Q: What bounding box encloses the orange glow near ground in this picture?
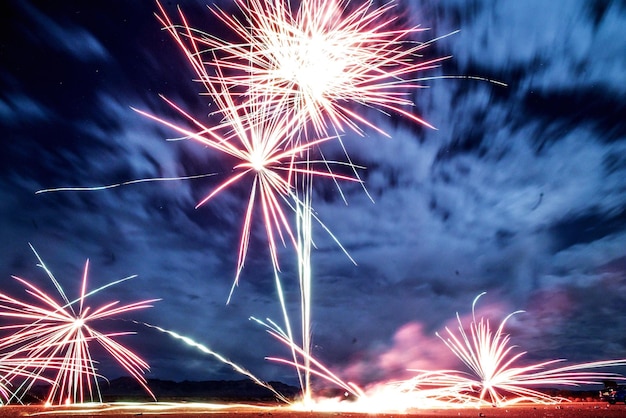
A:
[1,401,624,418]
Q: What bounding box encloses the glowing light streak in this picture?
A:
[251,316,364,400]
[137,322,290,403]
[35,173,218,194]
[0,359,55,405]
[0,245,158,405]
[29,401,276,415]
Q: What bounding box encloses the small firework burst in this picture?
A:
[0,245,158,405]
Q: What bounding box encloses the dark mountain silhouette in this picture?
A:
[23,377,301,403]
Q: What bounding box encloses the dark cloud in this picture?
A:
[10,1,109,62]
[524,88,626,146]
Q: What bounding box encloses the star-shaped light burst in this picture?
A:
[157,0,445,138]
[403,293,626,407]
[133,54,359,302]
[0,246,158,405]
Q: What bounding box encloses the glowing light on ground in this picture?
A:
[28,402,277,416]
[0,245,158,405]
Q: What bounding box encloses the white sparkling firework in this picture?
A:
[162,0,446,137]
[402,293,626,407]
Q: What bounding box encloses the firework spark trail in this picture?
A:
[130,98,361,371]
[35,173,218,194]
[132,87,359,304]
[251,316,365,400]
[0,358,56,405]
[403,293,626,407]
[0,245,158,405]
[136,321,290,404]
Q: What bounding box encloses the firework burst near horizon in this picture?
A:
[0,245,158,406]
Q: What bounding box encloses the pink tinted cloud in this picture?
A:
[341,296,518,385]
[341,322,457,384]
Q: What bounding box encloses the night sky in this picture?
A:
[1,0,625,388]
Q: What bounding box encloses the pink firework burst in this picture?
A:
[143,0,450,299]
[404,293,626,407]
[156,0,445,138]
[0,245,158,405]
[133,60,359,301]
